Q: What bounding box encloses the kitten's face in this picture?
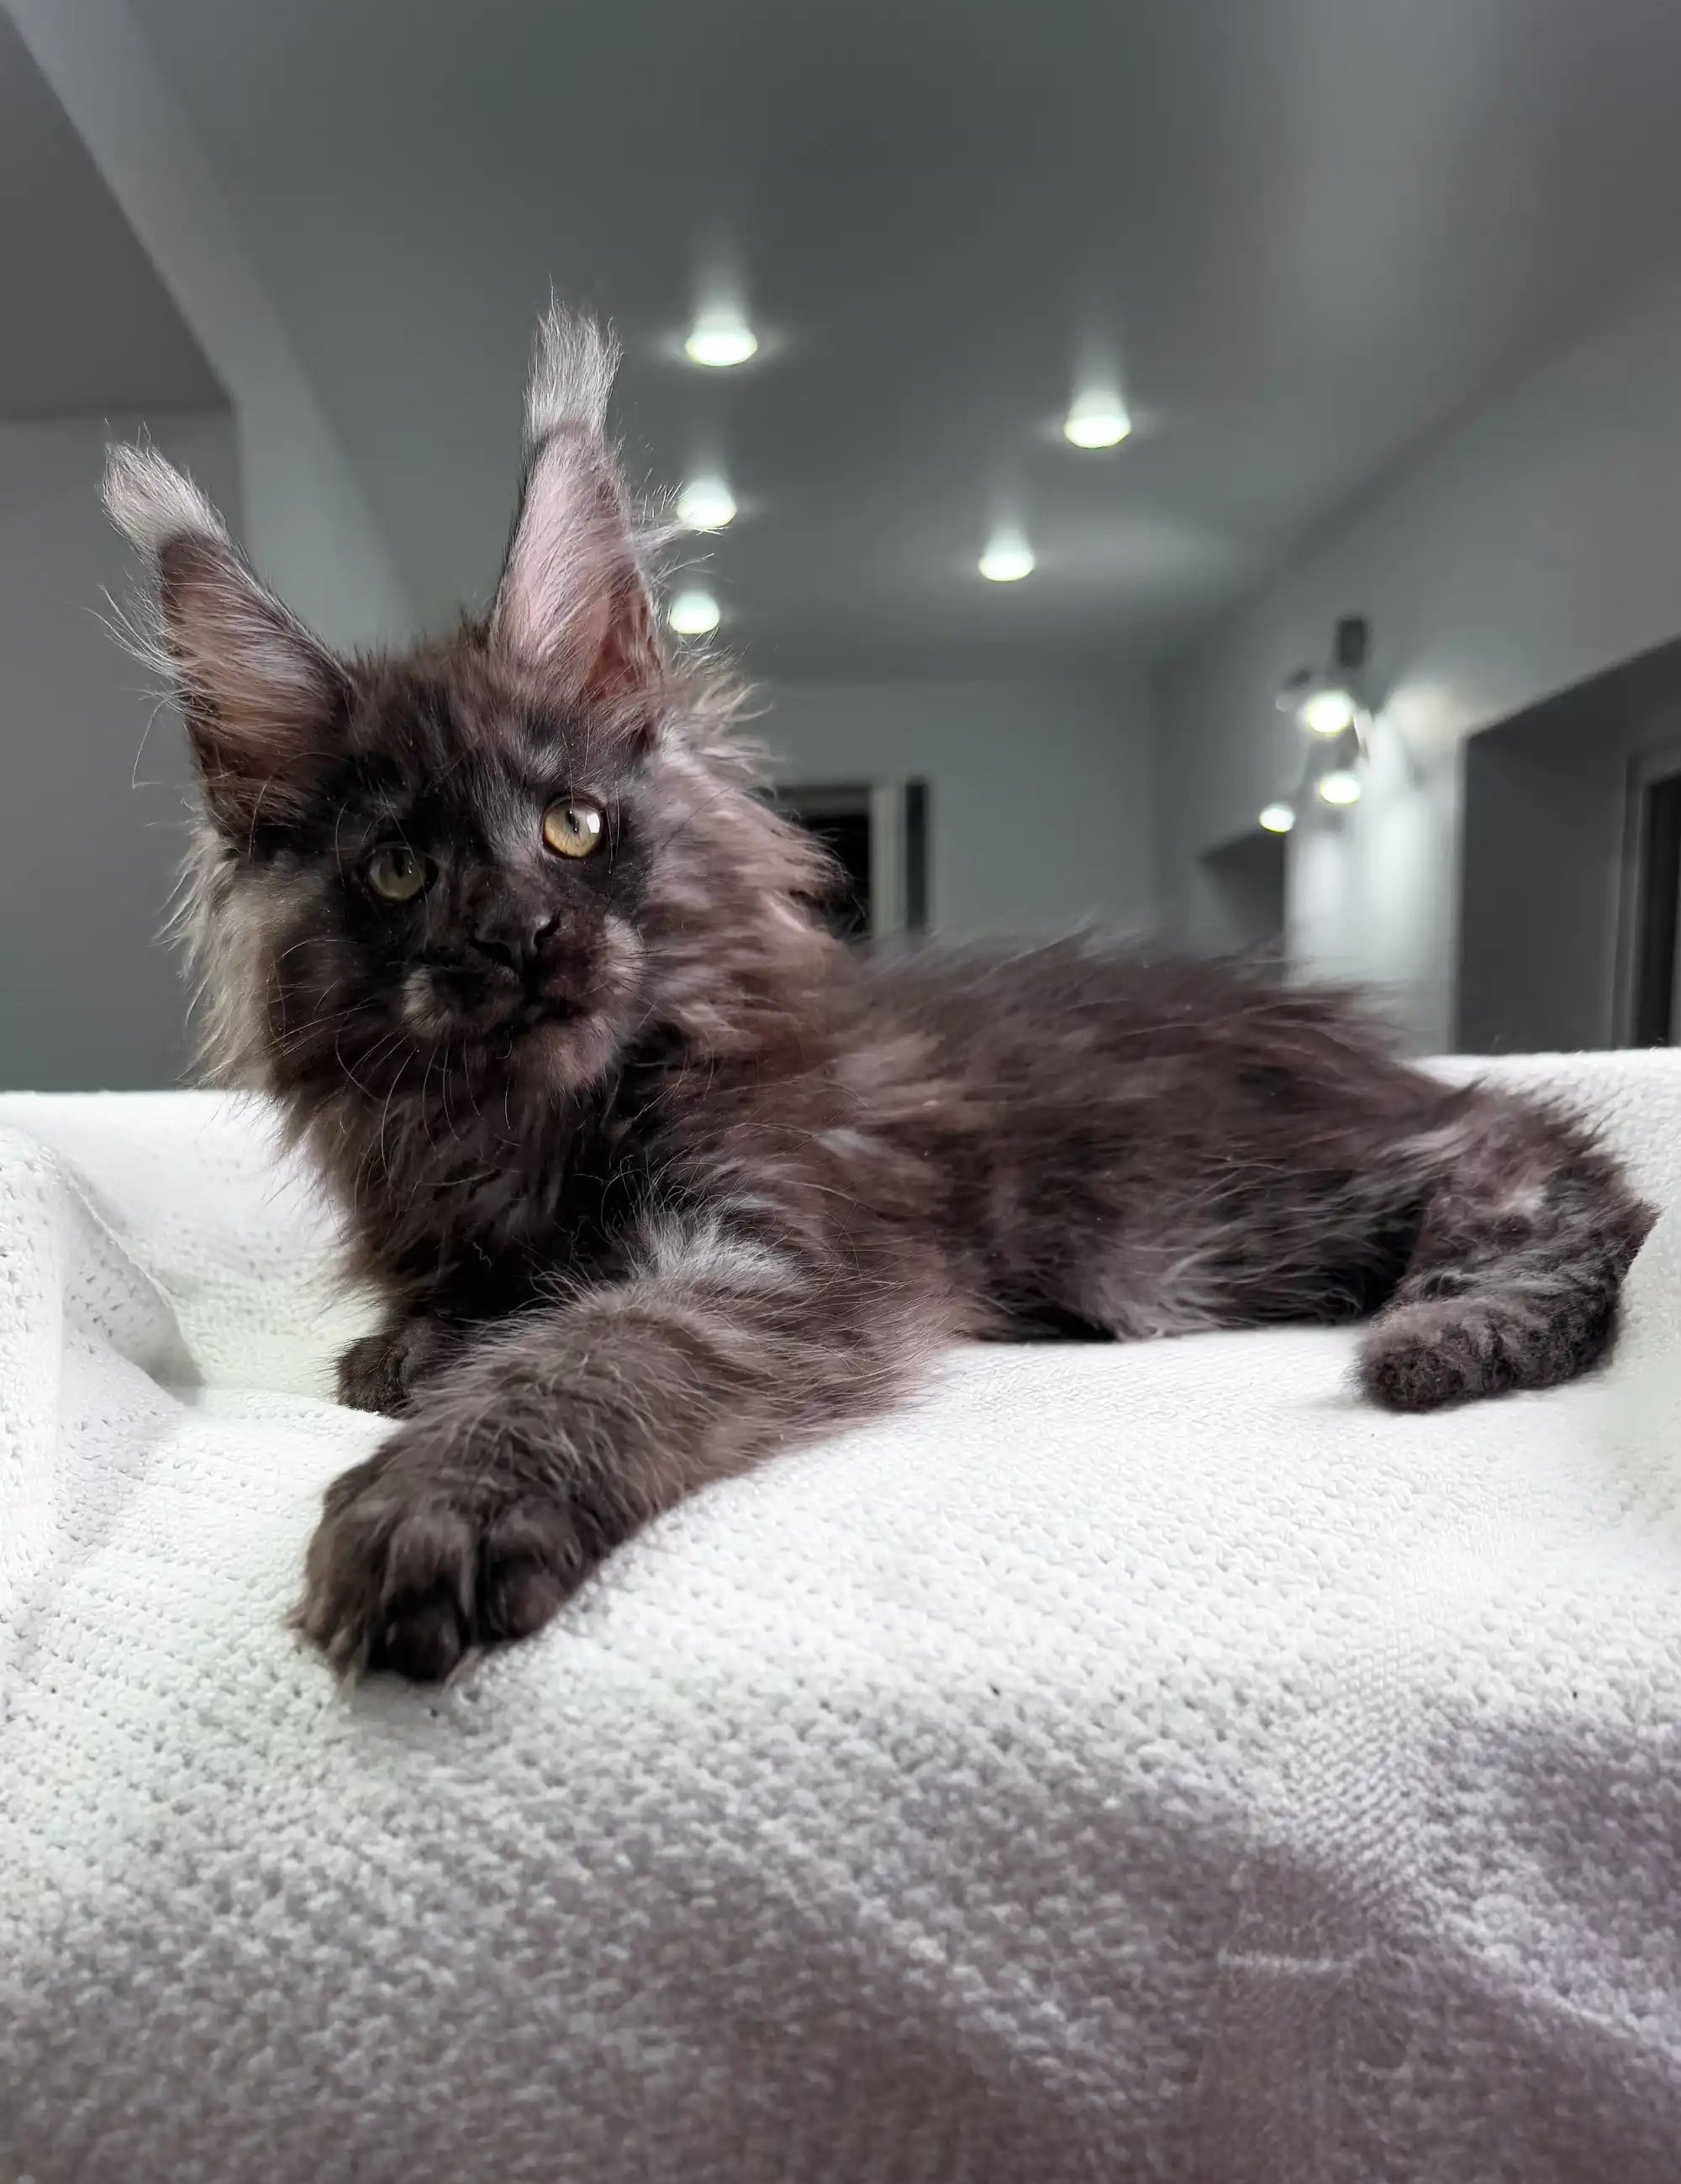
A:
[108,308,835,1117]
[251,650,653,1098]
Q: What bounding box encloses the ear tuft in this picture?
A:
[103,440,230,560]
[492,303,665,705]
[525,304,620,446]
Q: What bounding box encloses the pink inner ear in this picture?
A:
[149,534,345,834]
[584,573,662,703]
[493,429,663,702]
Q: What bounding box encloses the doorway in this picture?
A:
[776,781,930,941]
[1199,827,1287,955]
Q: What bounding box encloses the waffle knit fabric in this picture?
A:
[2,1055,1679,2183]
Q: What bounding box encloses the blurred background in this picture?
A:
[8,0,1681,1085]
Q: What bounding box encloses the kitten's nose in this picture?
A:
[468,913,557,976]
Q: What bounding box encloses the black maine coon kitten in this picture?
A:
[104,309,1652,1682]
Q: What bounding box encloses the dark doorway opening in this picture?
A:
[776,781,930,941]
[1199,828,1287,955]
[1623,745,1681,1044]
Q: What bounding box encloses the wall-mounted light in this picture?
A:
[1301,687,1357,738]
[1260,614,1372,831]
[1316,769,1362,808]
[1277,616,1369,736]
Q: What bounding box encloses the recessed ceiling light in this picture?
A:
[1301,687,1357,737]
[683,308,758,369]
[1257,802,1295,834]
[1317,768,1362,807]
[677,475,737,530]
[667,587,721,636]
[978,529,1035,582]
[1063,389,1132,450]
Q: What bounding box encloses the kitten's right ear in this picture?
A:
[491,308,667,708]
[103,443,346,837]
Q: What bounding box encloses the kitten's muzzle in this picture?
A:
[408,919,592,1042]
[463,915,583,1029]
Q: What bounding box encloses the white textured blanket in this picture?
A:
[2,1055,1680,2184]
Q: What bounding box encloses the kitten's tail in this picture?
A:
[1359,1087,1654,1410]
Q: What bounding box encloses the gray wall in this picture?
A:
[1155,260,1681,1050]
[11,0,413,652]
[763,679,1158,936]
[0,411,239,1090]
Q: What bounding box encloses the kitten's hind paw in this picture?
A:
[335,1318,461,1416]
[1357,1297,1514,1411]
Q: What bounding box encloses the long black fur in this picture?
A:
[103,310,1655,1682]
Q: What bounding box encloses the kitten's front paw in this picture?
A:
[295,1428,614,1681]
[335,1319,459,1416]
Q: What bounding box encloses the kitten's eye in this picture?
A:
[542,796,606,860]
[365,845,429,903]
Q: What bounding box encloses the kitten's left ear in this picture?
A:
[491,307,666,706]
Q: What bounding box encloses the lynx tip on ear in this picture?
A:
[524,304,620,447]
[102,440,230,559]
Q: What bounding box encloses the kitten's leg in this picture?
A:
[336,1313,464,1416]
[298,1220,951,1680]
[1358,1090,1654,1410]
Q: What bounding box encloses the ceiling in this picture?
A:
[0,9,224,422]
[108,0,1681,672]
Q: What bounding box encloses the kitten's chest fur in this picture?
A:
[314,1050,676,1319]
[311,1027,828,1323]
